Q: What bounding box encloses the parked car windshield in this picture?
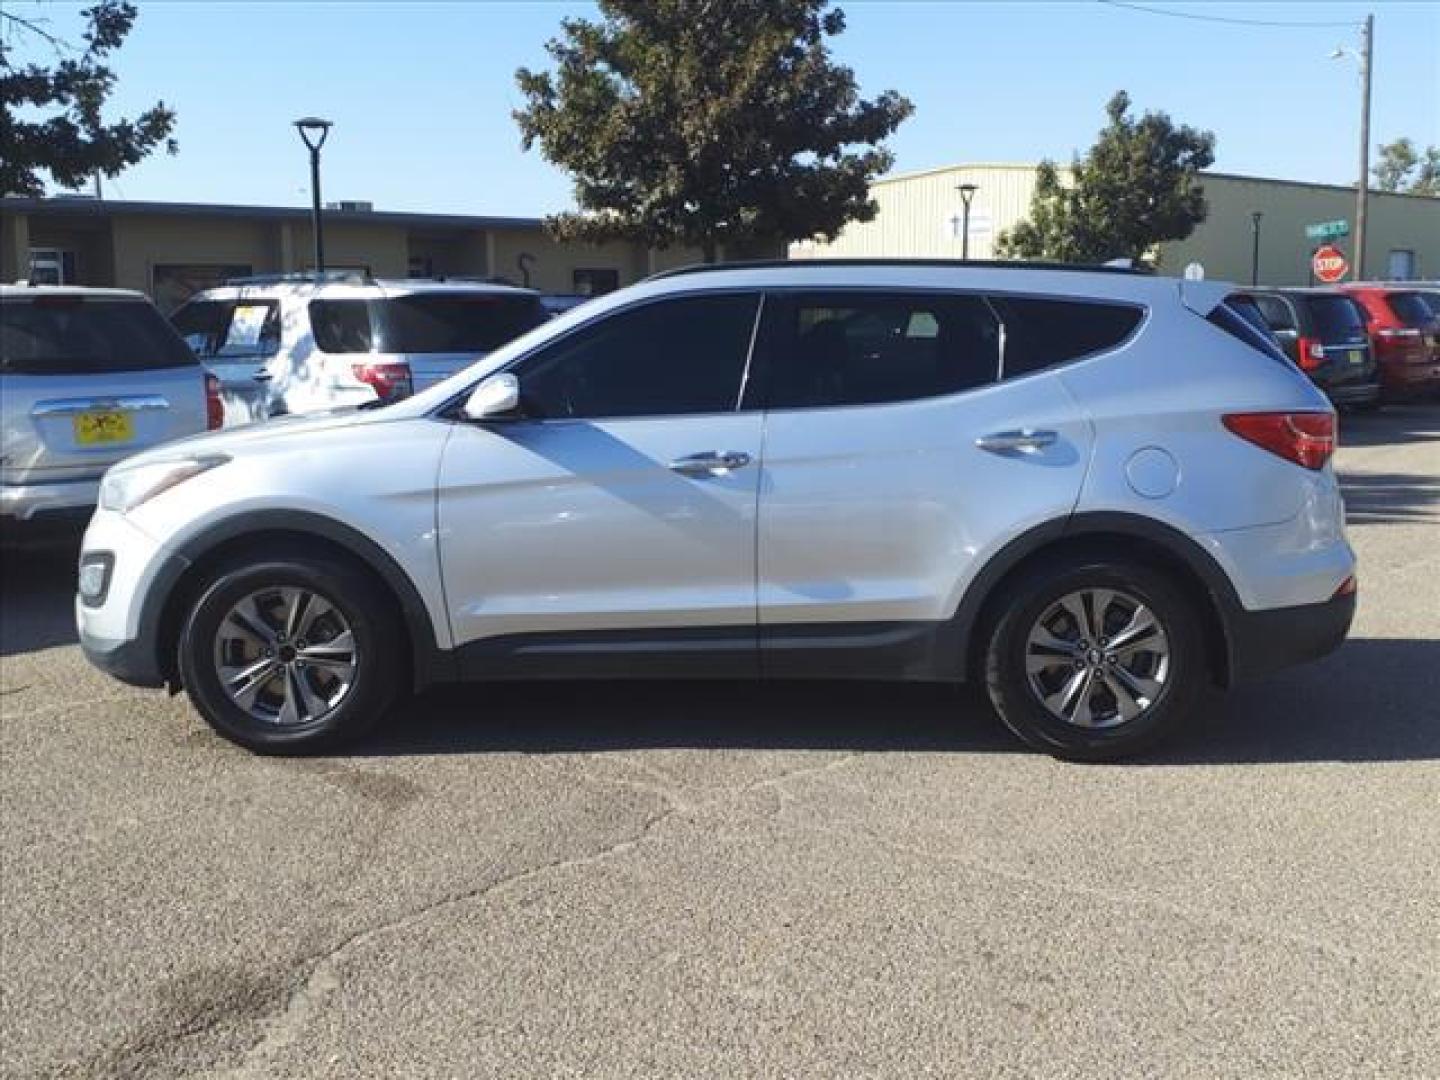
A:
[1,298,196,375]
[1305,296,1367,343]
[1386,292,1439,327]
[309,293,546,354]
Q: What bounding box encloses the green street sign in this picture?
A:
[1305,219,1350,241]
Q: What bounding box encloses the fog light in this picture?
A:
[78,553,114,606]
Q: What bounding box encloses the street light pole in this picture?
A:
[293,117,333,274]
[1249,211,1263,286]
[1355,14,1373,281]
[957,183,978,260]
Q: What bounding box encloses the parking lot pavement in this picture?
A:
[2,405,1437,1079]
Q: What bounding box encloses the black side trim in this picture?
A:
[1227,590,1355,683]
[760,622,951,681]
[167,511,452,689]
[457,626,757,680]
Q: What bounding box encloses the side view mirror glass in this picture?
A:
[462,373,521,421]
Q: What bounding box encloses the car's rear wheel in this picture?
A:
[178,554,401,753]
[984,556,1205,761]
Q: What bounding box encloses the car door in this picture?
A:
[436,291,764,677]
[172,291,280,425]
[750,289,1104,676]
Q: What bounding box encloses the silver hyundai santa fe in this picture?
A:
[76,261,1357,760]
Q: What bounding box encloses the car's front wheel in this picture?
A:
[178,553,402,753]
[984,555,1205,761]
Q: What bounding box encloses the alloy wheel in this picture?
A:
[1023,587,1171,729]
[211,586,358,726]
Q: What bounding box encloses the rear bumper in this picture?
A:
[1324,380,1381,407]
[1226,589,1356,684]
[0,477,100,521]
[1378,358,1440,397]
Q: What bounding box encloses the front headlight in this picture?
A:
[99,455,230,513]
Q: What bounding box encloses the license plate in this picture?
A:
[1348,350,1363,365]
[73,410,134,446]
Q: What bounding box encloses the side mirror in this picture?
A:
[461,373,521,421]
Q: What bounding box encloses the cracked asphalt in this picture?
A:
[3,404,1438,1079]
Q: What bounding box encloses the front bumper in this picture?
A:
[1226,587,1356,683]
[78,618,169,688]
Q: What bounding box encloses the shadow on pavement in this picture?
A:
[0,537,81,658]
[354,637,1439,765]
[1339,403,1439,449]
[1340,470,1440,525]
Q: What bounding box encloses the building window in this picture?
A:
[28,249,76,285]
[407,255,434,279]
[151,264,252,313]
[1387,250,1417,281]
[572,267,620,296]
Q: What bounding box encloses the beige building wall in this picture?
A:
[793,164,1439,286]
[110,216,279,292]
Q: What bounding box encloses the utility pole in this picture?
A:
[1249,211,1263,286]
[1355,13,1373,281]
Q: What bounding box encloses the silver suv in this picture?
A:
[2,285,214,533]
[76,261,1357,760]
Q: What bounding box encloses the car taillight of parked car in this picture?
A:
[205,372,224,430]
[1295,336,1326,370]
[1222,411,1335,471]
[352,362,413,402]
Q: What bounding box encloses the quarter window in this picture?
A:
[515,294,760,419]
[765,293,1000,409]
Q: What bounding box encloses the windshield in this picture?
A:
[309,293,546,354]
[1,298,196,375]
[1306,296,1367,343]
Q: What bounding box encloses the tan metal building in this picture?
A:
[1,197,773,310]
[791,163,1439,285]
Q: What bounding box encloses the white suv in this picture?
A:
[169,275,546,425]
[76,261,1357,760]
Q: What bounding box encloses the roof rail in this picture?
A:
[223,270,373,287]
[646,257,1152,281]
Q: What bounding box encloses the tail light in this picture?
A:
[352,362,413,402]
[204,372,224,430]
[1295,336,1326,370]
[1222,411,1335,470]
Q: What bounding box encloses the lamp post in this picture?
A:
[1331,15,1373,280]
[957,182,979,260]
[293,117,333,274]
[1249,211,1263,286]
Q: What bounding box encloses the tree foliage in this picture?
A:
[514,0,913,260]
[1372,137,1439,196]
[0,1,176,197]
[997,92,1215,266]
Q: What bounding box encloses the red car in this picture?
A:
[1339,284,1440,400]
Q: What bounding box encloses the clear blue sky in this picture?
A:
[13,1,1440,216]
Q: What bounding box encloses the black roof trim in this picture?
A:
[647,258,1152,281]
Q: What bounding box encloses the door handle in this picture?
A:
[975,429,1059,454]
[252,373,273,382]
[668,451,752,478]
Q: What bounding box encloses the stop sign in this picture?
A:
[1312,244,1349,283]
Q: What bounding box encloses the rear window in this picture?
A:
[1,297,195,375]
[1386,292,1439,327]
[1208,297,1289,364]
[1304,296,1367,342]
[308,293,545,354]
[986,297,1144,379]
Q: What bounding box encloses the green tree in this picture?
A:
[997,91,1215,266]
[514,0,913,261]
[0,2,176,197]
[1373,137,1440,196]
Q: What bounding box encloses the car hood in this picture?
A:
[106,406,395,472]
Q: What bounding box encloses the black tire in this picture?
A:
[177,552,403,754]
[983,555,1205,762]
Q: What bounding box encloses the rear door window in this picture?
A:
[1305,296,1368,343]
[170,298,281,360]
[1,298,196,374]
[309,293,546,354]
[1208,297,1289,364]
[985,297,1143,379]
[763,293,1000,409]
[1250,294,1296,332]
